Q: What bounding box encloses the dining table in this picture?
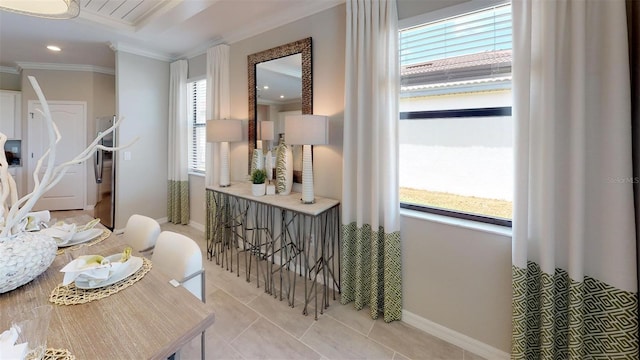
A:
[0,215,214,359]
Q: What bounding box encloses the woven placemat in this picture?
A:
[44,348,75,360]
[49,258,152,305]
[56,229,111,256]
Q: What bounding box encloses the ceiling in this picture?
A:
[0,0,344,72]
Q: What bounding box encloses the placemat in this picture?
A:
[44,348,75,360]
[56,229,111,256]
[49,258,152,305]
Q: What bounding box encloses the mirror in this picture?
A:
[248,37,312,182]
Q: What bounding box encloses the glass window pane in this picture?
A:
[399,116,513,220]
[399,3,513,223]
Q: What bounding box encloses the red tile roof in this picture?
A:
[401,50,512,76]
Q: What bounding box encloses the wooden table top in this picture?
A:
[0,220,214,360]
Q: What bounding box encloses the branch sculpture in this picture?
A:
[0,76,137,238]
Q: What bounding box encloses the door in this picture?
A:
[27,101,86,211]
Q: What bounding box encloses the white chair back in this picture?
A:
[152,231,203,301]
[123,214,160,254]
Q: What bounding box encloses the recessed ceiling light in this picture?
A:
[47,45,62,52]
[263,85,269,89]
[280,95,284,99]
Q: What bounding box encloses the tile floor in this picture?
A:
[51,210,485,360]
[157,222,487,360]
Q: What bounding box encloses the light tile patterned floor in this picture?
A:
[159,222,486,360]
[52,211,485,359]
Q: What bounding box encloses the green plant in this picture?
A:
[251,169,267,184]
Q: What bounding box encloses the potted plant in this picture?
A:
[251,169,267,196]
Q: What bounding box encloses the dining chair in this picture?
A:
[122,214,160,257]
[152,231,206,360]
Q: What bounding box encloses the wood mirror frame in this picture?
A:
[247,37,312,181]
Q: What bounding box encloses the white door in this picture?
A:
[27,101,86,211]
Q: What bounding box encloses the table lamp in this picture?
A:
[206,119,242,187]
[284,114,328,203]
[260,121,274,151]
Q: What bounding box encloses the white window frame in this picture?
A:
[398,0,513,227]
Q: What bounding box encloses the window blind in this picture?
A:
[189,79,207,172]
[400,4,511,66]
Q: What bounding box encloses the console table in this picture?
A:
[206,183,340,319]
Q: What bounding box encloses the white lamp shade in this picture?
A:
[260,121,274,141]
[284,115,329,145]
[0,0,80,18]
[206,120,242,143]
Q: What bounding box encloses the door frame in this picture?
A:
[27,100,88,210]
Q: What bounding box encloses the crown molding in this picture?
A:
[225,1,343,45]
[179,39,225,61]
[178,0,344,60]
[108,42,173,62]
[0,66,19,75]
[16,62,115,75]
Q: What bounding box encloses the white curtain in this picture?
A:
[512,1,638,358]
[167,59,189,224]
[341,0,402,322]
[205,44,231,187]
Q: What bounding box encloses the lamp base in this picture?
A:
[300,144,315,204]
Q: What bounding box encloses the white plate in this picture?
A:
[75,255,143,289]
[57,228,103,248]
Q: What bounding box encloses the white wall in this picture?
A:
[114,51,169,229]
[402,214,512,352]
[0,71,20,91]
[18,69,115,207]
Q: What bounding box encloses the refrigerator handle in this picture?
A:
[94,137,103,184]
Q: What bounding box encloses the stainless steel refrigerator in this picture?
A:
[94,115,116,230]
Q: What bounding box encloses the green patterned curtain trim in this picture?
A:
[206,190,215,243]
[167,180,189,225]
[512,261,638,360]
[341,222,402,322]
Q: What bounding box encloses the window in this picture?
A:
[399,2,513,226]
[188,79,207,173]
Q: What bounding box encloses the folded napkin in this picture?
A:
[39,218,101,246]
[60,255,125,287]
[0,326,27,360]
[39,222,77,245]
[17,210,51,232]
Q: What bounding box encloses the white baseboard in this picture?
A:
[401,310,509,360]
[188,221,205,232]
[155,218,205,232]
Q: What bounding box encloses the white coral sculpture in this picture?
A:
[0,76,136,238]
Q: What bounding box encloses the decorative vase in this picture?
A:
[252,183,266,197]
[265,150,273,182]
[276,143,293,195]
[0,232,57,294]
[251,148,264,175]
